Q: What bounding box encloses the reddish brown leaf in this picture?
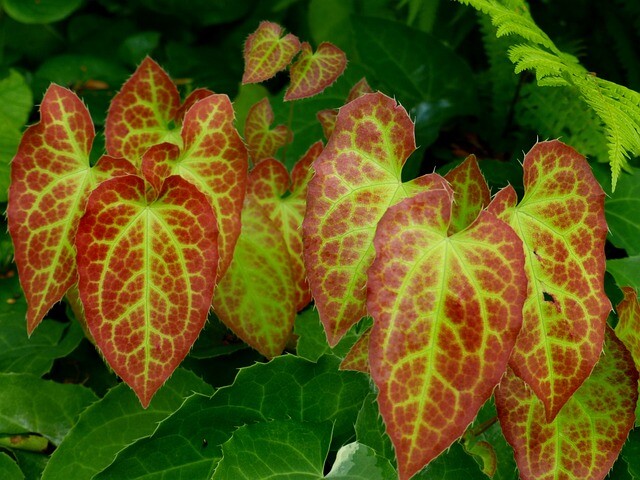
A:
[285,42,347,101]
[175,88,214,124]
[244,97,292,163]
[316,108,338,140]
[242,21,301,84]
[614,287,640,425]
[345,77,373,103]
[339,328,371,373]
[444,154,491,234]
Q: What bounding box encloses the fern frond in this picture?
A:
[455,0,640,189]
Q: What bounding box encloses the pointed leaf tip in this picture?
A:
[244,97,292,162]
[285,42,347,101]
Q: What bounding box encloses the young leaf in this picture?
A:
[443,154,491,234]
[175,88,214,124]
[285,42,347,101]
[75,175,219,406]
[488,140,610,420]
[495,328,638,480]
[7,85,131,333]
[242,21,301,84]
[614,287,640,425]
[303,92,451,346]
[105,57,181,165]
[367,188,526,480]
[212,205,296,358]
[244,97,291,163]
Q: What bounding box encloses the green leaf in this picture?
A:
[13,451,47,480]
[97,355,369,479]
[413,442,485,479]
[0,374,97,445]
[0,128,21,203]
[118,31,161,67]
[212,420,332,479]
[2,0,82,24]
[42,368,212,480]
[608,256,640,292]
[354,393,396,467]
[326,442,397,479]
[0,70,32,131]
[602,166,640,256]
[621,428,640,478]
[0,452,23,480]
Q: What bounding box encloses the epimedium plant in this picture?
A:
[4,12,640,480]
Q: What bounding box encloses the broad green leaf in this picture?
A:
[615,287,640,426]
[105,57,181,165]
[75,175,218,406]
[600,166,640,256]
[7,85,132,333]
[608,256,640,293]
[212,205,296,358]
[326,442,397,479]
[211,420,332,479]
[443,154,491,234]
[97,355,369,479]
[42,368,212,480]
[367,188,526,480]
[140,93,249,278]
[242,21,300,84]
[285,42,347,101]
[303,92,451,345]
[355,393,396,467]
[13,451,47,480]
[244,97,291,162]
[0,452,23,480]
[488,140,610,419]
[0,373,97,445]
[621,428,640,478]
[413,442,485,479]
[2,0,82,24]
[0,70,32,131]
[495,328,638,480]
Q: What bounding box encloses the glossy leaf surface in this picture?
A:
[244,97,291,162]
[368,189,526,480]
[614,287,640,425]
[303,92,450,345]
[75,175,218,406]
[488,140,610,419]
[285,42,347,101]
[242,21,300,84]
[495,328,638,480]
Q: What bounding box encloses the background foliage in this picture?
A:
[1,0,639,479]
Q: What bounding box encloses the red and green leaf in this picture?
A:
[242,21,300,84]
[367,188,527,480]
[213,205,296,358]
[495,327,638,480]
[444,154,491,234]
[7,85,131,334]
[285,42,347,101]
[488,140,610,420]
[174,88,214,124]
[75,175,218,407]
[339,328,371,373]
[614,287,640,425]
[105,57,181,166]
[346,78,373,103]
[303,92,450,346]
[316,78,373,140]
[140,94,248,278]
[244,98,292,163]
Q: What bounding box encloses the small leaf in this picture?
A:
[304,92,451,345]
[0,70,33,130]
[0,373,97,445]
[495,328,638,480]
[2,0,82,24]
[368,189,526,480]
[105,57,181,165]
[444,154,491,234]
[174,88,214,124]
[339,328,370,373]
[317,108,338,140]
[488,140,610,419]
[346,78,374,103]
[326,442,397,479]
[42,368,212,480]
[75,175,218,406]
[285,42,347,101]
[614,287,640,426]
[608,256,640,293]
[242,21,301,84]
[244,97,292,162]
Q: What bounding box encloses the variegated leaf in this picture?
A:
[244,97,292,163]
[444,154,491,234]
[285,42,347,101]
[614,287,640,425]
[242,21,300,84]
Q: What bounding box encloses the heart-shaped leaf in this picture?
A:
[285,42,347,101]
[244,97,292,163]
[368,188,526,480]
[75,175,219,406]
[242,21,301,84]
[614,287,640,425]
[488,140,610,419]
[7,85,133,333]
[495,327,638,480]
[303,92,450,346]
[444,154,491,234]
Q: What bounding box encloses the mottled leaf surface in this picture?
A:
[495,328,638,480]
[488,140,610,419]
[244,97,291,162]
[242,21,300,84]
[285,42,347,101]
[339,328,371,373]
[615,287,640,426]
[303,92,450,345]
[368,189,526,480]
[42,368,212,480]
[316,78,373,141]
[105,57,181,165]
[75,175,218,406]
[444,154,491,234]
